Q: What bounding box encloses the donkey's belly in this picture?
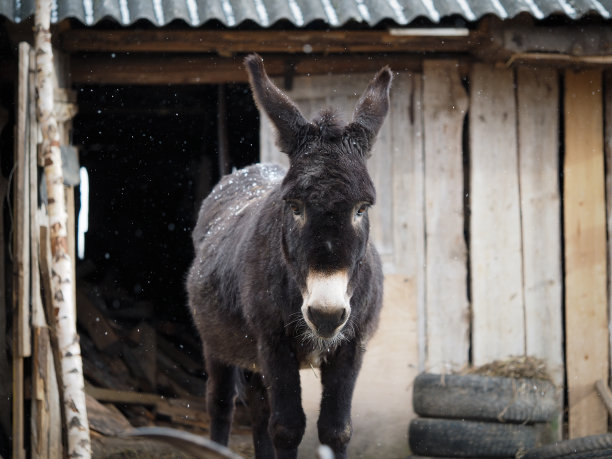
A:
[205,331,260,371]
[192,306,261,370]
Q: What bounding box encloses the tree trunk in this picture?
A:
[34,0,91,457]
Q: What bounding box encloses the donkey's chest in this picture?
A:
[301,350,326,369]
[296,346,335,370]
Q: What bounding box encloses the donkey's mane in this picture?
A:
[311,108,345,141]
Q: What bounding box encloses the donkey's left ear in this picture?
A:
[350,67,393,143]
[244,53,309,156]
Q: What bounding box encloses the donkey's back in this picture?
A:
[191,163,285,251]
[188,163,286,369]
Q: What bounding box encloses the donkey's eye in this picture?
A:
[356,204,368,217]
[288,201,301,216]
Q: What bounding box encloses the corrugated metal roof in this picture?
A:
[1,0,611,27]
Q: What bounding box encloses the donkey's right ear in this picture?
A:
[349,66,393,146]
[244,54,309,156]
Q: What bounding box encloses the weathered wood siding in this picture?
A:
[470,63,525,365]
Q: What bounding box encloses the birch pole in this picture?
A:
[34,0,91,457]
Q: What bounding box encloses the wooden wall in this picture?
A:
[261,64,612,439]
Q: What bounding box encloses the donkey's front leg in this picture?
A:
[259,335,305,459]
[318,341,364,458]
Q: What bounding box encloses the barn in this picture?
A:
[1,0,612,457]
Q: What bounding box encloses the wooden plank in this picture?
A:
[70,54,427,85]
[86,394,133,436]
[29,48,43,329]
[14,41,31,359]
[469,63,524,365]
[564,68,608,438]
[0,105,9,444]
[85,385,174,406]
[76,289,120,351]
[66,187,77,318]
[422,60,469,373]
[387,72,426,369]
[60,29,477,54]
[12,41,31,459]
[516,67,564,387]
[605,71,612,389]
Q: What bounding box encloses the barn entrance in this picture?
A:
[70,83,259,445]
[73,84,259,324]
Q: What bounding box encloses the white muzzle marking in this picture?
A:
[302,270,351,337]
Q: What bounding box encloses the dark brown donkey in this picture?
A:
[187,54,391,459]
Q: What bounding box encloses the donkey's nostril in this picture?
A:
[307,307,347,338]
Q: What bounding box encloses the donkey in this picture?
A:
[186,54,392,459]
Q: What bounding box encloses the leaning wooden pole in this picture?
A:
[34,0,91,457]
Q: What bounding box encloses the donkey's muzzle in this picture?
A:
[307,307,347,338]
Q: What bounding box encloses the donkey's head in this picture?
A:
[245,54,392,343]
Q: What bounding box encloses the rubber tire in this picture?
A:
[409,418,537,458]
[413,373,557,423]
[523,433,612,459]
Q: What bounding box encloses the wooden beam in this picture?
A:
[474,18,612,62]
[564,68,608,438]
[60,29,478,55]
[85,385,163,406]
[69,54,433,85]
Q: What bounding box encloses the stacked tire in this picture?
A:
[408,373,558,458]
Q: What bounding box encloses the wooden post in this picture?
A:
[422,60,469,373]
[34,0,91,456]
[564,68,608,438]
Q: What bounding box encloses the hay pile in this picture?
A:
[462,356,552,382]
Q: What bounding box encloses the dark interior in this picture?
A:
[72,84,259,324]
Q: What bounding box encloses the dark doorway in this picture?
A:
[72,84,259,324]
